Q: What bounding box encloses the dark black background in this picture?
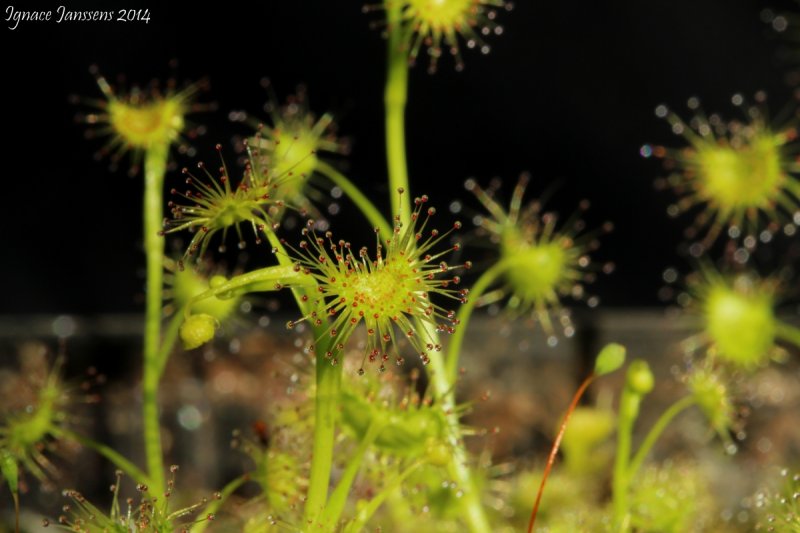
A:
[3,1,798,314]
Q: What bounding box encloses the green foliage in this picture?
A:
[55,4,797,533]
[0,358,69,483]
[0,449,18,495]
[560,407,615,476]
[755,469,800,532]
[629,462,716,533]
[56,468,217,532]
[340,391,446,456]
[686,363,736,441]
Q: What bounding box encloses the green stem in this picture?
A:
[421,318,492,533]
[57,428,151,487]
[320,422,383,527]
[385,1,411,224]
[776,321,800,349]
[262,232,314,320]
[612,362,653,532]
[159,264,307,374]
[316,161,393,241]
[383,6,489,529]
[445,260,508,382]
[627,396,695,482]
[155,311,183,378]
[187,264,304,307]
[305,358,342,523]
[612,394,636,531]
[262,229,342,525]
[191,475,248,533]
[143,142,169,496]
[344,460,424,533]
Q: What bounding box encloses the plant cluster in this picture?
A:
[2,2,799,532]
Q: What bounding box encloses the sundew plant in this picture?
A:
[3,2,800,533]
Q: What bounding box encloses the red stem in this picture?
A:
[527,372,596,533]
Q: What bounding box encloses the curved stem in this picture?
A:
[262,233,314,320]
[446,260,508,382]
[155,260,302,396]
[155,311,183,378]
[316,161,392,241]
[142,142,169,496]
[385,1,411,224]
[528,372,596,533]
[191,474,248,533]
[186,265,304,313]
[627,396,695,481]
[160,264,307,376]
[57,428,151,487]
[179,263,306,321]
[344,460,424,533]
[320,421,383,527]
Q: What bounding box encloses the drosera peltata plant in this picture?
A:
[245,82,346,185]
[459,175,614,349]
[636,86,800,531]
[161,143,294,265]
[680,263,800,369]
[642,92,800,247]
[367,0,513,72]
[73,66,215,499]
[74,64,213,175]
[755,467,800,531]
[4,2,800,532]
[234,81,355,221]
[284,192,470,373]
[65,0,513,528]
[48,466,227,533]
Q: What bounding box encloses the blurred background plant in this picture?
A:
[3,1,800,532]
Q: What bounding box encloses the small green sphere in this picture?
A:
[626,360,654,395]
[180,313,217,350]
